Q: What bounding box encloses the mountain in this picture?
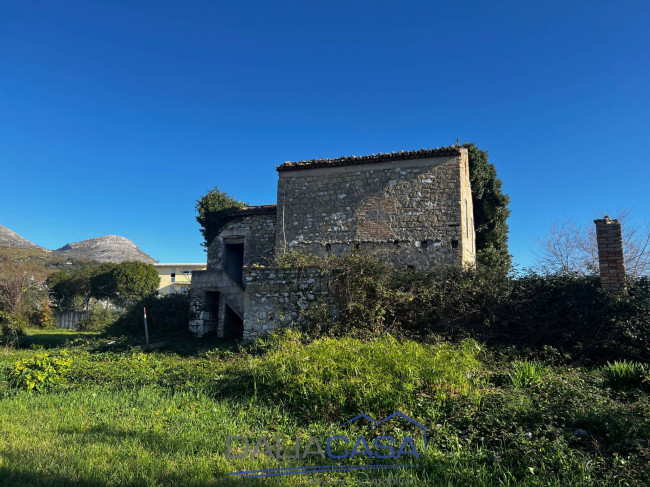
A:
[0,224,45,250]
[54,235,157,264]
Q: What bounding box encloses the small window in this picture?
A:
[325,243,331,252]
[353,242,360,250]
[451,240,459,249]
[182,269,192,275]
[170,271,176,283]
[169,287,175,294]
[393,240,399,248]
[420,240,428,249]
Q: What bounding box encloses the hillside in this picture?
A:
[0,224,44,250]
[54,235,157,264]
[0,246,96,279]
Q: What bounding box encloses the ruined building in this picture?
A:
[189,146,476,339]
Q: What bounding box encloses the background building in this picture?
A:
[154,263,206,295]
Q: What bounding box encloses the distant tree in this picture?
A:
[0,251,48,335]
[46,271,75,311]
[47,265,106,311]
[537,210,650,277]
[89,263,118,301]
[30,297,56,329]
[463,143,512,270]
[0,253,30,316]
[110,261,160,307]
[195,186,246,247]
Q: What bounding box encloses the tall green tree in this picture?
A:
[464,143,511,270]
[195,186,246,247]
[110,261,160,307]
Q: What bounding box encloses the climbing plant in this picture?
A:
[464,143,512,271]
[195,186,246,247]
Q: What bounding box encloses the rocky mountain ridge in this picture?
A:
[0,225,157,264]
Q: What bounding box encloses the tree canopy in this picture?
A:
[47,261,159,310]
[195,186,246,247]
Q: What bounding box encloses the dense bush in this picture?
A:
[78,304,120,332]
[106,293,191,339]
[29,298,56,329]
[195,186,246,247]
[232,330,484,419]
[47,261,159,311]
[289,254,650,363]
[0,311,28,337]
[11,350,72,392]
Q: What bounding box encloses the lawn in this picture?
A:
[0,329,648,486]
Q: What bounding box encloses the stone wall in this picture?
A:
[188,269,246,337]
[275,150,474,267]
[206,209,276,270]
[242,266,333,340]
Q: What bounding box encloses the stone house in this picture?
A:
[189,145,476,339]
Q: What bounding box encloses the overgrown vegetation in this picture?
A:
[602,360,649,391]
[195,186,246,247]
[235,331,483,419]
[464,143,512,271]
[47,261,160,312]
[278,253,650,363]
[0,329,648,486]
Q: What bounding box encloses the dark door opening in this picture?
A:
[204,291,220,331]
[223,304,244,340]
[224,242,245,287]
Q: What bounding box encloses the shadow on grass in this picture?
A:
[6,329,101,350]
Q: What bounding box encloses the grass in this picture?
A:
[508,360,546,389]
[602,360,649,391]
[0,329,649,486]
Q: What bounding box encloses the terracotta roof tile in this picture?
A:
[276,146,462,172]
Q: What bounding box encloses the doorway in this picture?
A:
[224,242,245,287]
[223,304,244,340]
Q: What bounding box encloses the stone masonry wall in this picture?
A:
[242,266,333,340]
[594,216,626,293]
[207,211,276,270]
[275,150,474,267]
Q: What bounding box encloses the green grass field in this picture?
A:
[0,329,648,486]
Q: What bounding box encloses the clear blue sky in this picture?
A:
[1,1,649,267]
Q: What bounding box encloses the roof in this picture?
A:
[276,146,462,172]
[232,204,277,215]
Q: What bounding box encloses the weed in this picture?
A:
[602,360,649,390]
[508,360,545,389]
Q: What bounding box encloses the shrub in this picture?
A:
[195,186,246,247]
[0,311,28,336]
[508,360,546,389]
[602,360,649,390]
[288,254,650,363]
[11,350,72,392]
[78,304,119,331]
[106,293,191,339]
[29,298,56,329]
[237,330,484,419]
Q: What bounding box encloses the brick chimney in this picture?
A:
[594,216,626,293]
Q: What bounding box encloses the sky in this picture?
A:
[1,1,649,267]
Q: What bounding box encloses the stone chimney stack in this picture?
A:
[594,216,626,293]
